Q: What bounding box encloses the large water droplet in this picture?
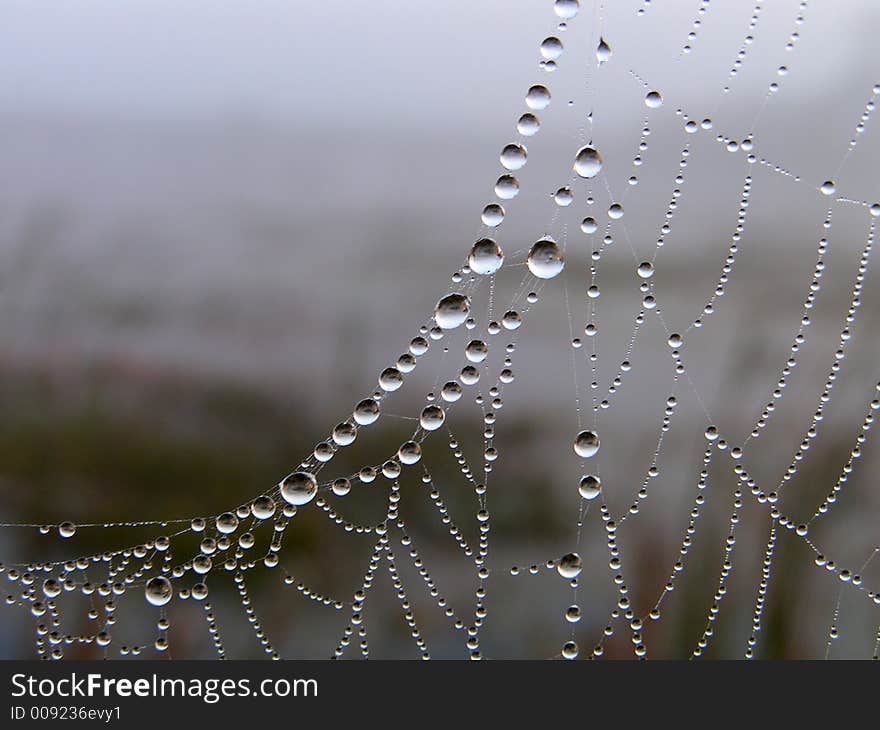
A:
[578,475,601,500]
[557,552,583,579]
[353,398,381,426]
[820,180,836,196]
[495,174,520,199]
[574,430,600,458]
[517,113,541,136]
[465,339,489,363]
[481,203,505,227]
[332,421,357,446]
[554,0,579,19]
[469,238,504,275]
[526,85,551,111]
[500,143,528,171]
[279,471,318,506]
[540,36,564,61]
[251,495,276,520]
[379,367,404,392]
[527,238,565,279]
[145,576,173,607]
[574,145,603,178]
[216,512,239,534]
[645,90,663,108]
[398,441,422,465]
[637,261,655,279]
[420,405,446,431]
[435,293,471,329]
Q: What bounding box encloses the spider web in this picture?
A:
[2,0,880,660]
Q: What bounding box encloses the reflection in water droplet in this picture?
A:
[578,475,601,500]
[481,203,505,227]
[557,552,583,578]
[469,238,504,275]
[527,238,565,279]
[574,430,600,457]
[500,143,528,171]
[145,576,173,607]
[420,405,446,431]
[554,187,574,206]
[554,0,579,20]
[279,472,318,506]
[574,146,603,178]
[435,293,471,329]
[540,37,564,61]
[353,398,381,426]
[526,85,551,111]
[645,90,663,108]
[495,174,520,199]
[517,113,541,137]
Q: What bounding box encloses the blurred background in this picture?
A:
[1,0,879,659]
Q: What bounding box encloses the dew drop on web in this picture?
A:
[434,293,471,329]
[574,145,603,178]
[527,237,565,279]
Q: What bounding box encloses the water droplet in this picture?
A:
[565,604,581,623]
[820,180,836,196]
[332,478,352,497]
[469,238,504,275]
[540,36,564,60]
[500,143,528,171]
[58,522,77,539]
[441,381,463,402]
[279,471,318,506]
[562,641,579,659]
[465,340,489,363]
[637,261,654,279]
[144,576,173,607]
[495,174,520,199]
[578,475,601,500]
[332,421,357,446]
[581,217,598,234]
[251,496,276,520]
[42,579,62,598]
[216,512,239,534]
[501,310,522,330]
[527,238,565,279]
[353,398,381,426]
[554,0,579,20]
[554,187,574,206]
[596,37,612,65]
[608,203,624,219]
[668,333,683,349]
[526,85,551,111]
[574,430,600,458]
[645,90,663,108]
[420,405,446,431]
[379,367,404,392]
[557,552,583,579]
[435,293,471,329]
[481,203,505,227]
[574,145,603,178]
[398,441,422,465]
[704,425,719,441]
[517,113,540,136]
